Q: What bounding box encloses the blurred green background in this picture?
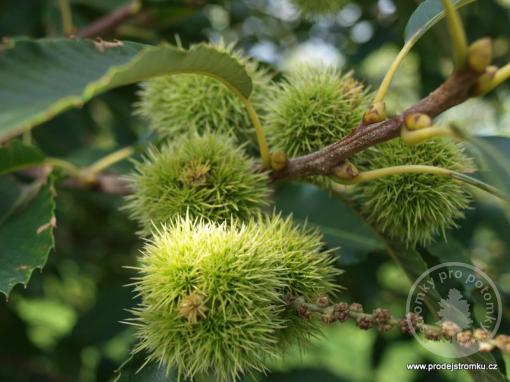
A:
[1,1,510,381]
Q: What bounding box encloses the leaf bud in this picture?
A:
[271,151,288,171]
[467,38,493,73]
[363,101,386,125]
[332,160,359,180]
[404,112,432,131]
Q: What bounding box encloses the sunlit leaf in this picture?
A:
[405,0,475,42]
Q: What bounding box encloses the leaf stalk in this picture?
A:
[241,97,271,168]
[57,0,75,36]
[401,125,458,145]
[87,146,136,175]
[441,0,468,69]
[334,164,506,200]
[482,63,510,94]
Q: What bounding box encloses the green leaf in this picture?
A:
[0,38,253,141]
[468,136,510,198]
[373,0,475,109]
[274,183,383,264]
[0,140,45,175]
[504,353,510,380]
[375,246,506,382]
[71,286,133,345]
[265,325,375,382]
[114,352,175,382]
[0,176,21,217]
[428,234,471,264]
[404,0,475,42]
[321,190,507,382]
[0,179,56,297]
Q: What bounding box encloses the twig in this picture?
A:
[291,296,510,354]
[62,174,133,195]
[76,0,142,38]
[34,147,136,194]
[20,167,132,195]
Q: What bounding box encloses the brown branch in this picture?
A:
[62,174,133,195]
[271,70,481,181]
[75,0,206,38]
[20,167,132,195]
[19,69,482,195]
[76,1,142,38]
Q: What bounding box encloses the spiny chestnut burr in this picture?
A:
[266,66,369,159]
[356,138,473,247]
[125,133,270,235]
[130,215,340,382]
[266,65,370,187]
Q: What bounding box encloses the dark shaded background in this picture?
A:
[1,1,510,381]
